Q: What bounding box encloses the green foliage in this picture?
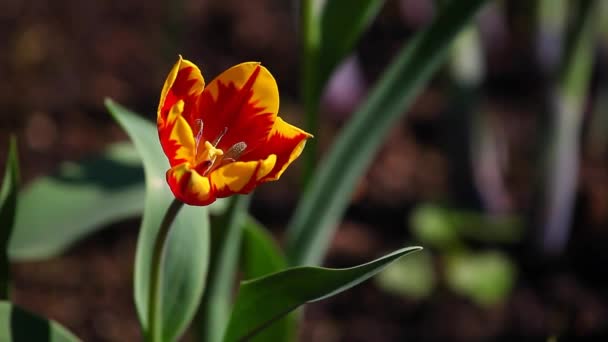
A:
[241,217,287,279]
[376,251,435,300]
[223,246,421,341]
[445,251,516,306]
[240,217,293,342]
[0,301,79,341]
[538,0,599,254]
[9,142,227,261]
[106,99,209,342]
[197,195,250,342]
[287,0,490,266]
[410,204,523,250]
[9,143,144,261]
[0,137,19,299]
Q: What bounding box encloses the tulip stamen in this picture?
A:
[194,119,204,155]
[212,127,228,147]
[225,142,247,161]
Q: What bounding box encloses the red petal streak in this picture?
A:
[198,65,275,154]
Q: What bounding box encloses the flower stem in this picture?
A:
[146,198,184,342]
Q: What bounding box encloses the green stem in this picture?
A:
[145,198,184,342]
[301,0,321,188]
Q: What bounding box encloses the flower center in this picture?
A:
[192,119,246,175]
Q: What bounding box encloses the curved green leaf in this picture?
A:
[9,143,144,261]
[1,137,19,298]
[287,0,488,266]
[105,99,209,342]
[0,301,79,341]
[223,246,422,342]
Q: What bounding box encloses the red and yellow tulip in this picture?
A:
[158,56,312,206]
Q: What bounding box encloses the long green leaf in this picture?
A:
[0,301,79,341]
[197,195,250,342]
[223,246,421,342]
[287,0,488,266]
[0,137,19,298]
[105,99,209,341]
[9,143,144,261]
[240,217,292,342]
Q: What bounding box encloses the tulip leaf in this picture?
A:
[318,0,385,89]
[287,0,489,266]
[105,99,209,342]
[197,195,250,342]
[9,142,144,261]
[241,216,287,279]
[223,246,422,342]
[240,217,293,342]
[0,137,19,298]
[9,142,227,262]
[0,301,79,341]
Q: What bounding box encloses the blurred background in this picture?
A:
[2,0,608,340]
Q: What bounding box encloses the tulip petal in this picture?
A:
[210,155,277,198]
[158,57,204,165]
[166,163,214,206]
[158,100,197,166]
[243,117,312,182]
[198,62,279,153]
[158,56,205,127]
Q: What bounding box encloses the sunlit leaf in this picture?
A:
[9,143,144,261]
[106,99,209,342]
[223,246,421,341]
[0,301,79,341]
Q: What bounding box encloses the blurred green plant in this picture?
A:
[536,0,599,255]
[410,204,524,249]
[377,204,519,305]
[0,302,78,342]
[445,251,515,306]
[0,137,19,299]
[376,251,435,300]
